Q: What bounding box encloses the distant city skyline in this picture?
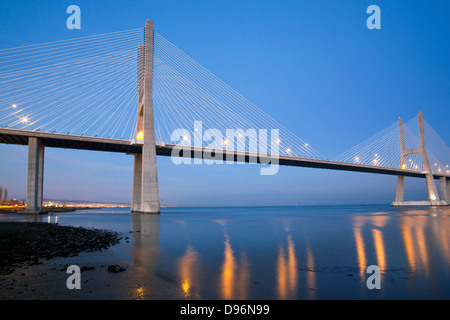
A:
[0,1,448,206]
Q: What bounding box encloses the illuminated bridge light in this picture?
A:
[21,117,29,124]
[402,164,406,170]
[12,104,17,108]
[136,131,144,140]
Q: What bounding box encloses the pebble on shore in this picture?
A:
[0,222,122,275]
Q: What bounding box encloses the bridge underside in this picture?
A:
[0,128,142,154]
[157,144,449,180]
[2,128,448,179]
[1,128,449,210]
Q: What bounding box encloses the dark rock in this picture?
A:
[0,222,120,271]
[107,265,127,273]
[80,266,95,272]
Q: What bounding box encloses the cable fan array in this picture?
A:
[1,27,446,168]
[152,32,325,159]
[333,115,450,174]
[0,28,326,159]
[0,28,143,140]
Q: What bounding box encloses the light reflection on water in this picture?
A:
[2,205,450,299]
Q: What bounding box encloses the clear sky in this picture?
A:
[0,0,448,205]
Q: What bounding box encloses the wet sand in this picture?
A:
[0,222,184,300]
[0,250,184,300]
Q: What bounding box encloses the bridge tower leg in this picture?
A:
[22,137,46,214]
[131,154,142,211]
[131,20,160,214]
[440,177,450,203]
[394,117,407,203]
[392,111,442,206]
[447,178,450,203]
[417,111,440,203]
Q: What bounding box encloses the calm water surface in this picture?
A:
[2,205,450,299]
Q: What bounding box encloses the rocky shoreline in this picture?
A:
[0,222,123,275]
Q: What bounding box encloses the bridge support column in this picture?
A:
[131,154,142,212]
[131,20,160,214]
[447,178,450,203]
[440,177,449,204]
[395,176,405,202]
[23,137,46,214]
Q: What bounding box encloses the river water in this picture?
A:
[1,205,449,300]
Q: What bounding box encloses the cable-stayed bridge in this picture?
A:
[0,20,449,213]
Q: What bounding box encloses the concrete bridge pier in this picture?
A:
[21,137,47,214]
[131,20,160,214]
[131,154,142,212]
[440,177,450,203]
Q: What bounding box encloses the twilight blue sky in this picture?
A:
[0,0,449,205]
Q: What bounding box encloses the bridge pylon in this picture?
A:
[17,137,47,214]
[392,111,448,206]
[131,20,161,214]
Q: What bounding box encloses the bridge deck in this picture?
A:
[1,128,448,180]
[0,128,141,154]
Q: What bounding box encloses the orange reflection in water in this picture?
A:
[222,237,235,299]
[400,214,431,274]
[372,228,386,272]
[220,236,250,300]
[416,225,429,275]
[353,227,367,279]
[135,287,145,300]
[277,235,298,299]
[353,209,450,281]
[179,245,200,299]
[306,241,315,299]
[277,246,287,299]
[352,215,390,273]
[439,212,450,262]
[402,220,416,272]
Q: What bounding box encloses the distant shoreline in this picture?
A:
[0,206,98,214]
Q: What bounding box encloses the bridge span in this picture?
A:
[1,127,449,212]
[1,127,449,180]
